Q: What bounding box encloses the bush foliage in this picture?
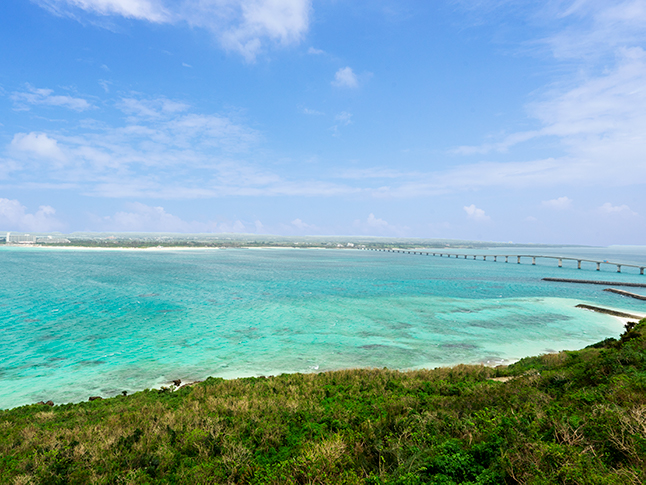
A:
[2,320,646,484]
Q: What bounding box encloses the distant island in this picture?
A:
[0,231,589,250]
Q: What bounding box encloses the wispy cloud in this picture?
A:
[335,111,352,125]
[300,106,324,115]
[11,84,92,111]
[94,202,217,232]
[117,96,190,118]
[36,0,312,62]
[37,0,170,22]
[543,0,646,60]
[3,93,364,200]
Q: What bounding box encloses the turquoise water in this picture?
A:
[1,246,645,409]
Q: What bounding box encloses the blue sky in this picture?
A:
[1,0,645,244]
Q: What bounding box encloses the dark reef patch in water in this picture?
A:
[441,343,479,350]
[357,331,383,338]
[83,334,107,341]
[360,344,407,351]
[78,360,107,367]
[520,313,572,325]
[385,321,414,330]
[467,320,515,329]
[37,334,59,341]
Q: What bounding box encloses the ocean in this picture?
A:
[1,245,645,409]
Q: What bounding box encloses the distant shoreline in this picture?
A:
[1,244,339,251]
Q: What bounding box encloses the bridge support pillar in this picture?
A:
[464,255,467,259]
[483,256,487,261]
[617,265,621,273]
[473,255,476,260]
[505,256,508,263]
[597,262,600,271]
[558,259,562,267]
[578,260,581,269]
[517,256,521,264]
[532,257,536,265]
[641,267,644,275]
[494,256,497,262]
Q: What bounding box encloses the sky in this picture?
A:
[1,0,645,245]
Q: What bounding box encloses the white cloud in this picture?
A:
[98,202,217,232]
[3,94,363,200]
[0,198,63,232]
[598,202,638,217]
[37,0,311,62]
[10,132,67,162]
[291,218,316,230]
[351,213,409,236]
[337,168,407,180]
[464,204,491,222]
[0,159,21,180]
[307,46,324,55]
[301,107,324,115]
[214,0,311,61]
[542,196,572,210]
[366,213,388,229]
[335,111,352,125]
[11,85,92,111]
[217,219,246,233]
[332,67,358,88]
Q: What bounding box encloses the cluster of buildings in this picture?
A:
[3,233,70,244]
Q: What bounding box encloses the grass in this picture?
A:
[2,320,646,484]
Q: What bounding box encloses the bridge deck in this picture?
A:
[360,248,645,274]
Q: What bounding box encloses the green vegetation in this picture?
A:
[2,321,646,484]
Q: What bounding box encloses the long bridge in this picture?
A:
[360,248,645,275]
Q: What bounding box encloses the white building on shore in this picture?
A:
[6,233,37,243]
[5,233,70,244]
